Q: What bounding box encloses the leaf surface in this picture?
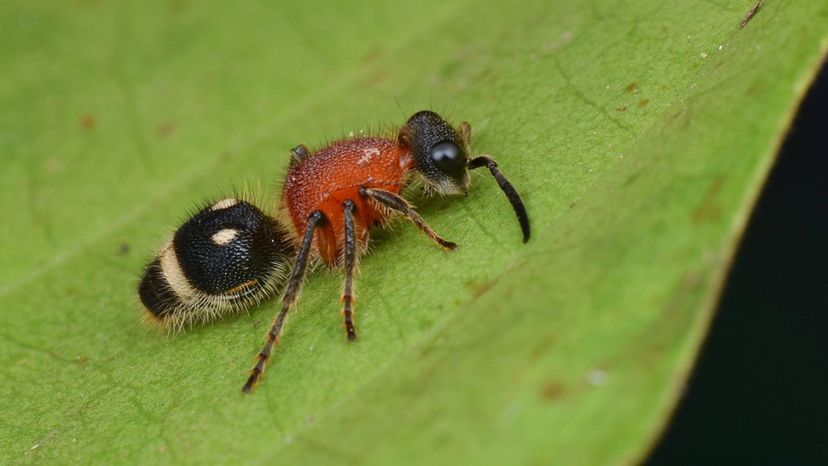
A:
[1,0,826,464]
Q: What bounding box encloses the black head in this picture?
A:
[399,110,531,243]
[399,110,470,195]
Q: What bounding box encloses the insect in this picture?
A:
[138,110,530,393]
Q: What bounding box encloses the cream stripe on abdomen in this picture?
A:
[159,241,199,299]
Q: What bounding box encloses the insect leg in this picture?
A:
[289,144,310,167]
[242,210,325,393]
[341,200,357,341]
[359,187,457,251]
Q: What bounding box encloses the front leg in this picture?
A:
[359,187,457,251]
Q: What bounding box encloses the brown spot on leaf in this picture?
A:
[637,98,650,108]
[117,243,130,256]
[692,176,725,224]
[79,114,96,131]
[540,382,565,401]
[367,70,387,86]
[616,105,627,112]
[156,122,176,139]
[624,82,638,93]
[746,81,765,96]
[169,0,189,14]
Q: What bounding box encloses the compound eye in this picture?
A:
[430,141,466,178]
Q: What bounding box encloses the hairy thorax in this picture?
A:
[283,137,413,264]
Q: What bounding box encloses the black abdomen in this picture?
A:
[139,199,294,328]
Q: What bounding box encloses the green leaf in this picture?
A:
[1,0,826,464]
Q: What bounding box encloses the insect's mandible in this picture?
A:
[138,110,530,393]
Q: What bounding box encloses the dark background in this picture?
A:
[646,63,828,465]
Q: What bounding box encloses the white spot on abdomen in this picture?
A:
[211,228,239,245]
[210,198,238,211]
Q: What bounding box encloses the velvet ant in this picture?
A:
[138,110,530,392]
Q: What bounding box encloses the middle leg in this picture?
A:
[341,200,358,341]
